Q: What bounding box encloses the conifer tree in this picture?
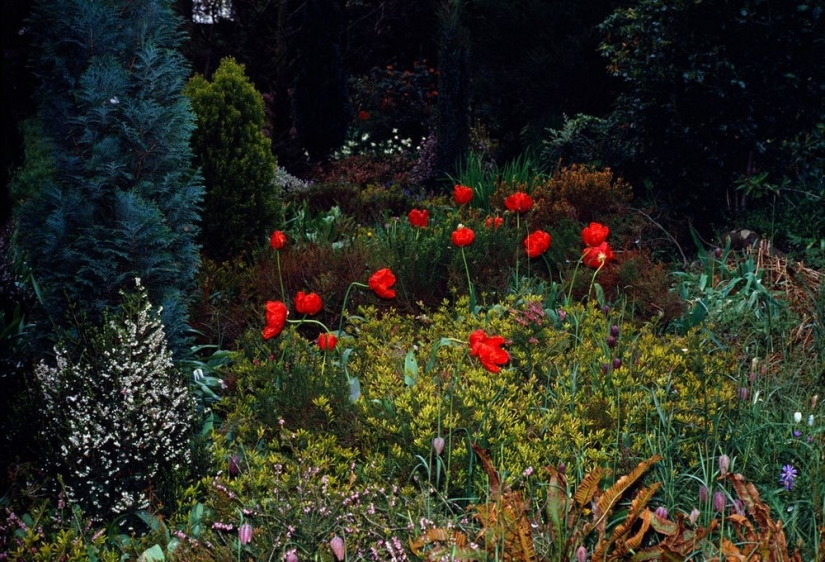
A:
[15,0,203,353]
[185,57,278,261]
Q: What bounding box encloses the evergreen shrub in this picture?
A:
[17,0,203,353]
[185,57,278,261]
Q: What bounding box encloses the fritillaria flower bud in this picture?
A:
[229,454,240,477]
[713,491,727,513]
[689,508,700,525]
[238,523,253,545]
[558,463,566,475]
[330,536,345,561]
[738,387,749,401]
[285,552,298,562]
[606,335,617,348]
[601,363,610,374]
[718,454,730,476]
[433,437,445,456]
[576,545,588,562]
[698,485,708,504]
[794,411,802,423]
[808,414,815,427]
[610,325,620,337]
[612,357,622,370]
[654,506,668,520]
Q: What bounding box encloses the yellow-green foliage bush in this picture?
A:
[222,295,737,503]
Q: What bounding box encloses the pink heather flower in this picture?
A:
[238,523,253,545]
[576,545,588,562]
[718,454,730,476]
[432,437,445,456]
[330,535,345,561]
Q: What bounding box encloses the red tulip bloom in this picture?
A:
[469,329,509,373]
[318,333,338,351]
[485,216,504,229]
[262,300,288,340]
[582,241,615,268]
[453,184,473,205]
[582,222,610,247]
[270,230,287,250]
[451,225,475,247]
[504,192,533,214]
[369,268,396,299]
[295,291,323,315]
[408,208,429,228]
[524,230,552,258]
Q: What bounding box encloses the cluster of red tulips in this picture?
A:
[261,188,614,374]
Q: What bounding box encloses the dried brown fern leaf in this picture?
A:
[573,466,605,509]
[473,442,503,498]
[409,528,477,561]
[586,455,662,535]
[592,483,661,560]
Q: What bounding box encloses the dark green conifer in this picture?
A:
[185,57,278,261]
[15,0,203,354]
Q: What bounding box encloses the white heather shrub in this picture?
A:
[35,279,194,520]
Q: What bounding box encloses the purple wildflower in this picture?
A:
[779,464,797,491]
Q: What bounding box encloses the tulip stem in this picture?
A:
[460,247,475,313]
[565,258,583,306]
[276,251,286,303]
[337,281,368,337]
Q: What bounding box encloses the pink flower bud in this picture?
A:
[713,491,727,513]
[238,523,253,545]
[229,454,240,477]
[718,454,730,476]
[285,552,298,562]
[698,485,708,504]
[688,508,700,525]
[330,535,345,561]
[576,545,588,562]
[654,506,668,520]
[738,387,749,401]
[432,437,445,456]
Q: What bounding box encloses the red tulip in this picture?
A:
[504,192,533,214]
[368,268,396,299]
[582,241,615,268]
[453,184,473,205]
[581,222,609,247]
[469,329,509,373]
[408,208,429,228]
[262,301,288,339]
[524,230,552,258]
[295,291,323,315]
[270,230,287,250]
[485,216,503,229]
[318,333,338,351]
[451,225,475,247]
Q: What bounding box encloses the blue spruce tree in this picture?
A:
[16,0,203,353]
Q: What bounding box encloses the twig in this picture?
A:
[631,208,688,268]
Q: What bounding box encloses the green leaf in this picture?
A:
[137,544,165,562]
[404,349,419,386]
